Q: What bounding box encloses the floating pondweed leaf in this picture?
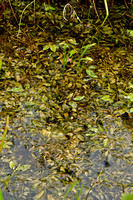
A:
[34,75,44,80]
[67,93,74,99]
[85,133,97,137]
[43,83,51,86]
[66,82,73,89]
[100,95,112,102]
[128,83,133,89]
[68,102,77,108]
[102,25,113,35]
[9,161,16,170]
[43,43,59,52]
[10,86,24,93]
[43,44,49,51]
[103,138,109,147]
[33,190,45,200]
[3,175,11,187]
[89,65,96,69]
[127,29,133,37]
[81,57,93,62]
[45,5,56,11]
[2,141,13,149]
[59,41,69,49]
[69,49,77,57]
[15,164,31,172]
[76,133,84,141]
[64,112,69,119]
[90,127,99,133]
[49,44,59,52]
[125,93,133,102]
[67,38,78,45]
[130,108,133,113]
[86,69,98,78]
[0,59,2,70]
[73,96,85,101]
[85,125,99,136]
[24,101,39,107]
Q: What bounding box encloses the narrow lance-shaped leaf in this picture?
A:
[0,59,2,70]
[76,43,96,70]
[86,69,98,78]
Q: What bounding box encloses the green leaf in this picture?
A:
[68,38,78,45]
[9,161,16,170]
[68,102,77,108]
[25,101,38,106]
[63,43,69,50]
[16,164,31,172]
[90,127,99,133]
[121,193,133,200]
[43,45,50,50]
[69,49,77,57]
[86,69,98,78]
[103,138,108,147]
[0,189,4,200]
[59,42,69,49]
[50,44,58,52]
[89,65,96,69]
[48,6,55,10]
[127,29,133,37]
[74,96,85,101]
[81,57,93,61]
[100,95,111,101]
[103,25,113,35]
[67,93,74,98]
[63,181,80,200]
[129,108,133,113]
[0,59,2,70]
[128,83,133,88]
[85,133,97,136]
[45,4,55,11]
[76,43,96,71]
[81,43,96,49]
[126,94,133,102]
[10,87,24,93]
[4,176,11,186]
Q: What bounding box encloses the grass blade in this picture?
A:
[63,181,80,200]
[0,189,4,200]
[0,116,9,154]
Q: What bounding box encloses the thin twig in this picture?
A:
[8,0,18,23]
[34,0,36,26]
[92,0,99,19]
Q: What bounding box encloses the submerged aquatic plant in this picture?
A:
[63,181,83,200]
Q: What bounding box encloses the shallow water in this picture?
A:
[0,81,133,199]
